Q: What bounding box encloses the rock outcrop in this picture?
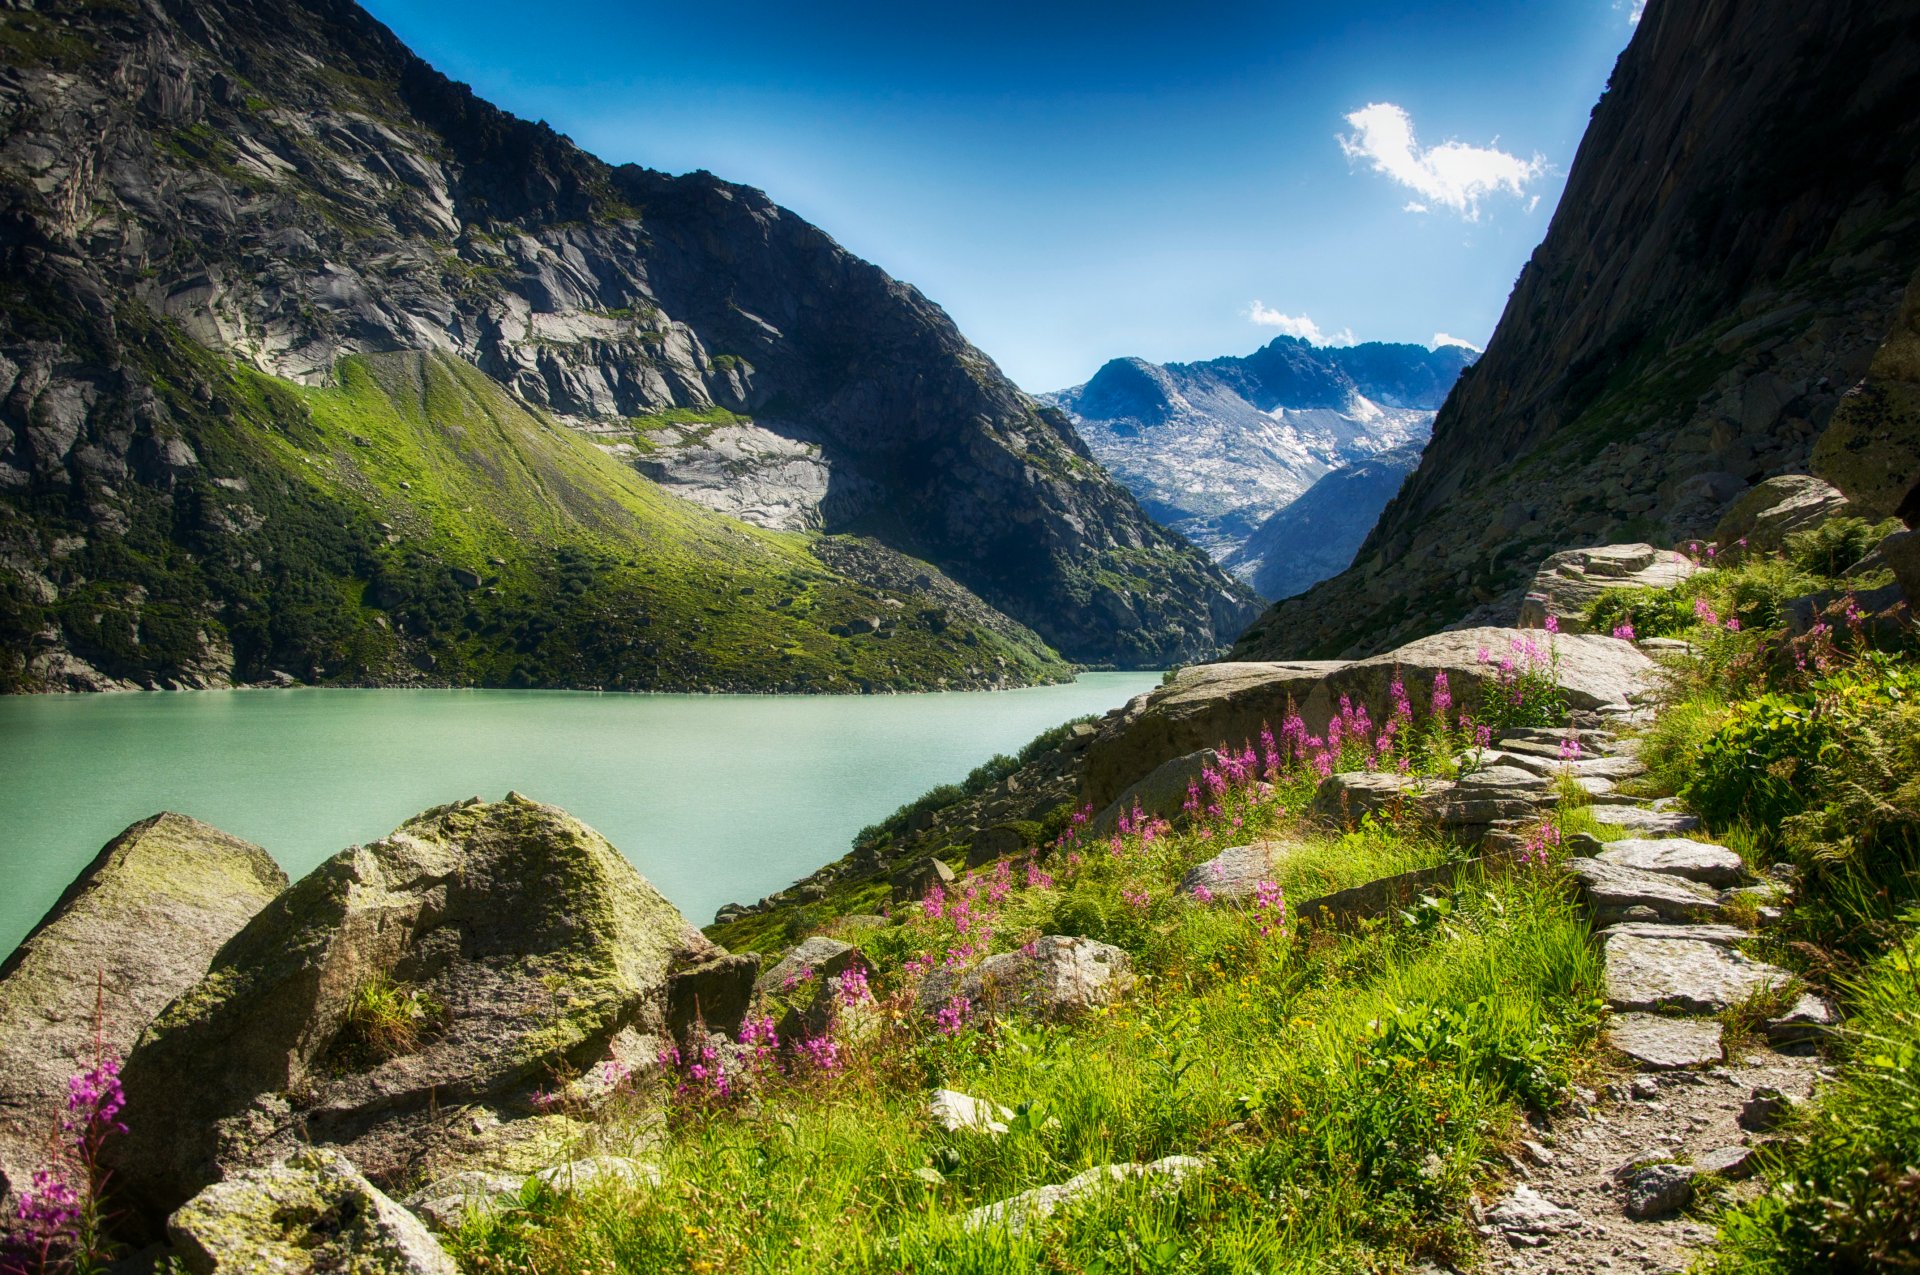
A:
[0,0,1256,693]
[1233,0,1920,660]
[1516,545,1700,632]
[0,814,287,1218]
[109,794,723,1226]
[915,936,1131,1021]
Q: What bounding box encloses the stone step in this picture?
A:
[1593,806,1702,836]
[1604,932,1790,1013]
[1605,1013,1725,1069]
[1593,838,1748,887]
[1570,858,1725,925]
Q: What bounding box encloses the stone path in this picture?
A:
[1470,725,1828,1274]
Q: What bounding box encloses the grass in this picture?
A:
[450,691,1612,1273]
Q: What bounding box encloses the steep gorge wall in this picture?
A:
[1235,0,1920,659]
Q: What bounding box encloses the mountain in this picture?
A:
[1043,338,1473,573]
[0,0,1258,692]
[1234,0,1920,659]
[1222,444,1422,602]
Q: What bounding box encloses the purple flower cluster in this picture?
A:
[934,995,971,1036]
[1252,880,1286,937]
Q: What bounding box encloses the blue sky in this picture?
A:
[362,0,1646,391]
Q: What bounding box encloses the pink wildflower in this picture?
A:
[934,995,971,1036]
[1612,622,1636,642]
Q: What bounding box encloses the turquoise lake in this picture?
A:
[0,674,1158,958]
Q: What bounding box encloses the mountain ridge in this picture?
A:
[0,0,1258,691]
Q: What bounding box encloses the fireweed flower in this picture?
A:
[1558,734,1582,762]
[1612,622,1636,641]
[1252,880,1287,936]
[1431,671,1452,719]
[935,995,971,1036]
[1121,888,1151,914]
[1544,613,1560,634]
[834,967,873,1008]
[1191,883,1214,904]
[1025,860,1054,889]
[799,1035,840,1074]
[921,885,946,920]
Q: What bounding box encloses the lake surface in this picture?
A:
[0,674,1158,958]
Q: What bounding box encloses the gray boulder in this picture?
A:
[891,855,955,904]
[752,936,874,1038]
[1593,806,1704,835]
[167,1148,457,1274]
[1517,544,1700,632]
[0,814,287,1218]
[1295,861,1476,929]
[1595,838,1748,886]
[1433,765,1558,826]
[1089,749,1219,836]
[1604,933,1789,1013]
[1178,842,1287,903]
[1622,1162,1695,1220]
[111,795,722,1225]
[1766,992,1837,1045]
[917,936,1131,1021]
[1714,474,1851,551]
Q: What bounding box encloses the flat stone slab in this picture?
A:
[1596,838,1748,887]
[1598,921,1752,947]
[1604,933,1790,1013]
[930,1088,1012,1135]
[1571,858,1724,924]
[1606,1012,1724,1069]
[1571,754,1649,780]
[1595,807,1703,835]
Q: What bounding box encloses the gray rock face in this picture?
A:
[1516,544,1700,632]
[1571,859,1726,925]
[1605,1013,1725,1069]
[1433,765,1559,825]
[401,1169,528,1233]
[110,795,719,1225]
[1595,839,1748,887]
[1225,444,1431,602]
[1177,842,1287,902]
[962,1155,1205,1235]
[916,936,1132,1021]
[1597,922,1752,947]
[1603,933,1789,1013]
[167,1148,457,1274]
[0,814,287,1219]
[1622,1162,1695,1220]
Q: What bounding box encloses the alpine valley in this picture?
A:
[0,0,1258,694]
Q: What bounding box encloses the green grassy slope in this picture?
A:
[0,319,1068,692]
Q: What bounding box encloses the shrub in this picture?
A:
[1784,516,1902,579]
[1681,692,1830,834]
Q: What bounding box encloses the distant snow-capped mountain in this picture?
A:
[1043,336,1474,595]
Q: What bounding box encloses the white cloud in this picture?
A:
[1432,332,1484,353]
[1403,200,1430,214]
[1626,0,1647,23]
[1246,302,1355,346]
[1338,102,1545,220]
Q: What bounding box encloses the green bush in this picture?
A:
[1681,693,1831,834]
[1784,516,1902,579]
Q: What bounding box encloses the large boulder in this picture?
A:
[1713,475,1852,551]
[1088,748,1219,836]
[167,1148,456,1274]
[1079,630,1653,811]
[0,814,287,1218]
[1516,544,1700,632]
[109,794,723,1226]
[1813,265,1920,525]
[916,936,1131,1021]
[1177,842,1289,903]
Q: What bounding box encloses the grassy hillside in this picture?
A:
[0,312,1068,692]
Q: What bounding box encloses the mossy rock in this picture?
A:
[110,794,720,1226]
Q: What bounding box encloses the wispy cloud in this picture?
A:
[1432,332,1484,353]
[1246,302,1355,346]
[1625,0,1647,23]
[1339,102,1545,220]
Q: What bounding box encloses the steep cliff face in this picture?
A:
[1045,338,1469,564]
[0,0,1256,690]
[1234,0,1920,660]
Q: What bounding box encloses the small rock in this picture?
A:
[531,1156,660,1193]
[916,935,1132,1021]
[929,1088,1012,1135]
[1695,1145,1759,1180]
[1739,1087,1799,1132]
[1766,992,1837,1046]
[1521,1139,1555,1167]
[1487,1184,1584,1237]
[1631,1076,1661,1100]
[1623,1162,1694,1219]
[401,1170,528,1233]
[962,1155,1204,1235]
